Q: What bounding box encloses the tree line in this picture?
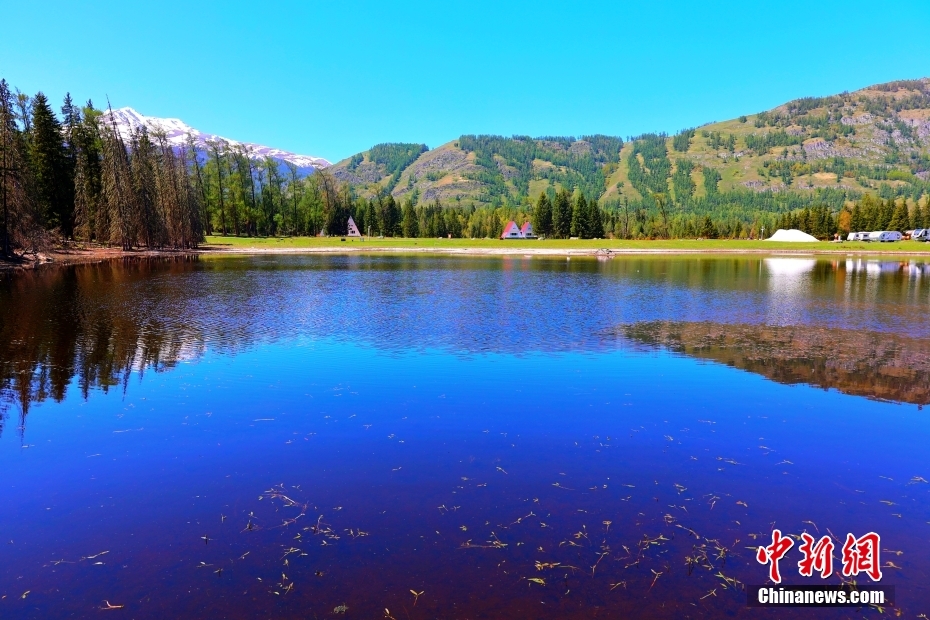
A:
[1,80,203,257]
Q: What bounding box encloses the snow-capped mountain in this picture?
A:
[99,107,331,173]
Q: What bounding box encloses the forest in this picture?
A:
[4,75,930,259]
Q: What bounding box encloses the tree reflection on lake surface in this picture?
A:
[0,254,928,618]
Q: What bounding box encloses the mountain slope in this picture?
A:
[330,135,624,206]
[606,78,930,205]
[99,107,331,173]
[333,78,930,213]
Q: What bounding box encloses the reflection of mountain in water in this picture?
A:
[620,321,930,405]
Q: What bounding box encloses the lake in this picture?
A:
[1,254,928,618]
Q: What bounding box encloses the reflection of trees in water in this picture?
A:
[620,321,930,405]
[0,258,205,437]
[3,254,928,438]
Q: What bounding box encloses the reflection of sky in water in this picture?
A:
[763,258,816,325]
[1,255,929,618]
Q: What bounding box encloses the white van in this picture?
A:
[850,231,870,241]
[913,228,929,241]
[868,231,902,242]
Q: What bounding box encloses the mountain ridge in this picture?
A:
[99,107,331,173]
[330,77,930,212]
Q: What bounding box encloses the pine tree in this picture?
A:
[877,199,894,230]
[29,92,73,235]
[888,199,910,233]
[849,202,862,232]
[0,79,40,256]
[72,103,102,241]
[99,118,134,249]
[363,199,376,237]
[129,127,162,248]
[401,200,418,237]
[797,208,810,233]
[700,215,717,239]
[588,196,604,238]
[533,193,552,237]
[553,188,572,239]
[208,140,228,235]
[571,193,586,238]
[859,194,878,230]
[61,94,79,212]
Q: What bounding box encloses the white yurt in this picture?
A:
[765,229,818,242]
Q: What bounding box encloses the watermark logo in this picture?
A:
[756,529,882,583]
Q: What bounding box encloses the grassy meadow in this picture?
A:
[204,235,930,254]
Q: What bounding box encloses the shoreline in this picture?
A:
[0,247,200,272]
[4,241,930,272]
[203,244,930,257]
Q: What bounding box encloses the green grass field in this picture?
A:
[204,235,930,254]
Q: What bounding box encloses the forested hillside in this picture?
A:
[330,78,930,239]
[331,135,623,207]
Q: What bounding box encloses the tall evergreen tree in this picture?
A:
[73,103,102,241]
[588,196,604,238]
[571,193,586,238]
[700,215,717,238]
[533,192,552,238]
[208,140,228,235]
[401,200,418,237]
[29,92,73,235]
[888,199,910,232]
[99,116,134,249]
[877,199,894,230]
[849,202,863,232]
[363,199,376,237]
[919,197,930,229]
[0,79,39,256]
[553,188,572,239]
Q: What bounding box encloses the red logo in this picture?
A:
[758,530,883,583]
[756,529,794,584]
[797,533,834,579]
[841,532,882,582]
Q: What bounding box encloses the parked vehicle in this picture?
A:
[868,231,903,242]
[849,231,870,241]
[913,228,929,241]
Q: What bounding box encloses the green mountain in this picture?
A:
[332,78,930,215]
[331,136,623,206]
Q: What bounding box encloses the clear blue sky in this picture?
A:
[2,0,928,162]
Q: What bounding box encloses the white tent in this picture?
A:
[765,229,818,242]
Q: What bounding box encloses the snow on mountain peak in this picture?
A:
[99,107,331,171]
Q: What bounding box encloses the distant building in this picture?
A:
[501,221,536,240]
[501,221,523,239]
[347,216,362,237]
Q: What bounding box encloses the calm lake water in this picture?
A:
[1,254,929,618]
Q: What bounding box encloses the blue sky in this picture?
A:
[1,0,928,162]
